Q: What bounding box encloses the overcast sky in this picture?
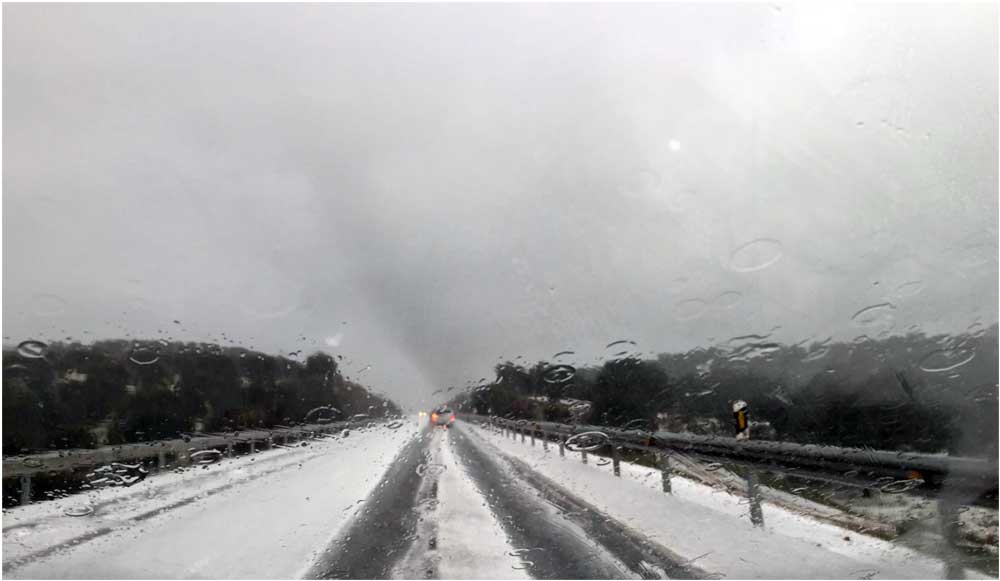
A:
[4,3,997,409]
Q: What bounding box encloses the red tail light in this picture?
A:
[431,413,439,423]
[449,413,456,423]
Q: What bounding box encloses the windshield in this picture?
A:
[3,3,997,580]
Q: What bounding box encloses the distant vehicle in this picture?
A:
[430,407,455,427]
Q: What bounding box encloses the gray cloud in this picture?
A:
[4,3,997,408]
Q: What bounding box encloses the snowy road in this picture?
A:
[3,417,993,579]
[309,423,695,579]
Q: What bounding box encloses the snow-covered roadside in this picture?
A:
[464,421,989,579]
[4,421,419,579]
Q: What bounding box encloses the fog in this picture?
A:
[4,3,997,408]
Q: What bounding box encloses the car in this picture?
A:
[430,407,455,427]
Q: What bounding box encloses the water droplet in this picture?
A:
[729,238,783,272]
[596,458,611,466]
[64,504,94,517]
[128,347,160,366]
[880,479,924,494]
[604,340,639,360]
[415,463,447,477]
[704,462,724,472]
[190,450,223,465]
[564,431,609,452]
[512,562,533,570]
[552,350,575,360]
[542,364,575,384]
[387,421,405,430]
[850,303,895,327]
[918,348,976,373]
[305,406,340,423]
[16,340,47,359]
[893,280,924,298]
[713,291,743,309]
[802,337,833,362]
[672,298,707,321]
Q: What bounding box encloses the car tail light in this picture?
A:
[431,413,439,423]
[449,413,456,423]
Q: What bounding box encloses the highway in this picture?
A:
[3,418,993,579]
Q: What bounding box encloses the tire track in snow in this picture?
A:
[305,427,434,579]
[453,423,706,579]
[450,424,639,579]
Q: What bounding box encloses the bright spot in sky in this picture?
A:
[325,333,343,347]
[668,139,681,152]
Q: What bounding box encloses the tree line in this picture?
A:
[452,325,998,457]
[2,339,401,454]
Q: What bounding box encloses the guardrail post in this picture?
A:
[581,450,588,464]
[745,470,764,526]
[19,475,31,505]
[158,451,167,470]
[542,430,548,451]
[612,444,621,477]
[226,442,234,457]
[559,440,565,457]
[520,428,525,443]
[658,452,672,493]
[530,430,535,446]
[249,439,257,453]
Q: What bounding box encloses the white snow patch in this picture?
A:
[465,422,989,580]
[4,421,419,579]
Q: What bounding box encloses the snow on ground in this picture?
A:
[465,421,991,580]
[435,430,530,580]
[3,420,419,579]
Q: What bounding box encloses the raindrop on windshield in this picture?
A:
[604,340,639,360]
[918,348,976,373]
[729,238,783,272]
[128,346,160,366]
[893,280,924,298]
[542,364,576,384]
[673,299,708,321]
[415,463,447,477]
[190,450,223,465]
[16,340,47,359]
[880,478,924,494]
[64,504,94,517]
[564,431,609,452]
[850,303,896,327]
[304,406,341,423]
[713,291,743,309]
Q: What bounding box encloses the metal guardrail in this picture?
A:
[468,413,999,577]
[2,418,378,504]
[468,411,997,557]
[470,415,998,490]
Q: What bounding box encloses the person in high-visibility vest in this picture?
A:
[733,400,750,440]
